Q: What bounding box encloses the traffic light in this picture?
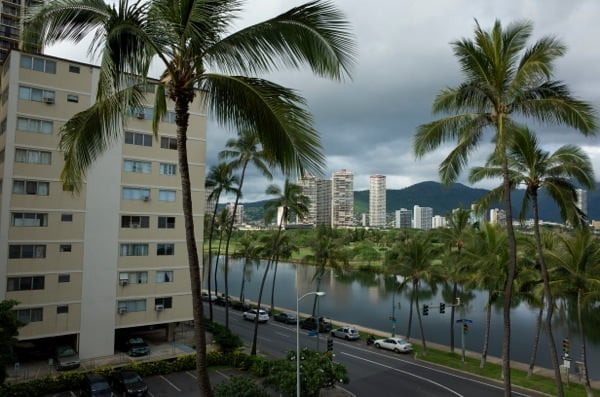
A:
[327,338,334,352]
[463,323,468,333]
[439,302,445,314]
[562,338,570,354]
[422,304,429,316]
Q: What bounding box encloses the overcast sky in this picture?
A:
[46,0,600,203]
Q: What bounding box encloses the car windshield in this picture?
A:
[258,310,266,315]
[58,347,75,357]
[349,329,357,334]
[91,381,111,392]
[123,373,142,384]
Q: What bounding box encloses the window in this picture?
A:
[128,106,154,120]
[18,85,55,103]
[118,299,146,312]
[123,159,151,174]
[158,190,176,202]
[61,213,73,222]
[122,187,150,201]
[13,308,43,324]
[13,180,49,195]
[69,65,80,74]
[119,271,148,284]
[160,136,177,150]
[162,111,176,124]
[15,148,51,164]
[158,216,175,229]
[156,271,173,283]
[157,243,174,256]
[20,56,56,74]
[9,245,46,259]
[57,305,69,314]
[58,274,70,283]
[159,163,177,176]
[7,276,45,291]
[155,297,172,309]
[60,244,72,252]
[11,212,48,227]
[120,243,149,256]
[121,215,150,228]
[17,117,53,134]
[124,131,152,147]
[66,94,79,103]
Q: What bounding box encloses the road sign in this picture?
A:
[455,319,473,324]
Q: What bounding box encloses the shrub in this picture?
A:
[213,376,270,397]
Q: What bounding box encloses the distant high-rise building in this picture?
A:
[226,202,244,226]
[316,179,332,227]
[205,188,217,214]
[331,169,354,228]
[413,205,433,230]
[297,174,317,225]
[395,208,412,229]
[361,213,368,227]
[576,189,588,217]
[432,215,447,229]
[489,208,506,226]
[469,203,485,225]
[369,175,386,227]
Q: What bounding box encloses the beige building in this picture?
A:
[0,51,206,360]
[369,174,386,227]
[331,169,353,228]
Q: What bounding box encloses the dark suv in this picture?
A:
[300,316,332,333]
[123,337,150,357]
[81,373,114,397]
[112,371,148,396]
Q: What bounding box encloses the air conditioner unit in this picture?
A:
[119,279,128,286]
[143,196,150,202]
[43,97,55,104]
[118,307,127,314]
[135,112,145,119]
[155,304,164,312]
[131,224,140,229]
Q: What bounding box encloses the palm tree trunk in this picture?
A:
[527,305,543,378]
[577,289,593,397]
[270,255,280,314]
[500,130,517,396]
[312,271,323,317]
[223,162,248,330]
[174,94,212,396]
[406,286,415,340]
[531,192,564,395]
[207,197,220,321]
[240,258,248,305]
[480,292,493,368]
[214,226,225,298]
[450,282,457,353]
[414,281,427,355]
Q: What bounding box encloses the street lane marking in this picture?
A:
[215,370,230,379]
[160,375,182,392]
[186,371,197,379]
[341,352,463,397]
[148,392,155,397]
[275,331,290,338]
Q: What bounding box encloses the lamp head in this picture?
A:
[316,291,326,297]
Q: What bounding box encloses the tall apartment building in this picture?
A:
[0,0,24,62]
[432,215,447,229]
[316,179,331,227]
[576,189,588,217]
[226,202,243,226]
[413,205,432,230]
[489,208,506,226]
[395,208,412,228]
[0,51,206,360]
[331,169,354,228]
[297,174,317,225]
[369,174,386,227]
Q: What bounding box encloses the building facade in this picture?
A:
[369,174,386,227]
[413,205,432,230]
[297,174,317,225]
[489,208,507,226]
[432,215,447,229]
[316,179,332,227]
[394,208,412,229]
[576,189,588,217]
[226,202,244,226]
[331,169,354,228]
[0,51,206,359]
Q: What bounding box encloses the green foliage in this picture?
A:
[206,320,244,353]
[213,376,270,397]
[0,300,23,384]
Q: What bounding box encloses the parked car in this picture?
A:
[330,326,360,340]
[54,345,80,371]
[215,295,232,306]
[112,370,148,397]
[231,301,251,311]
[300,317,332,333]
[123,337,150,357]
[373,337,413,353]
[81,373,115,397]
[201,292,217,302]
[243,309,269,323]
[274,312,297,324]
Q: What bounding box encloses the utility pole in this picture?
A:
[391,284,396,337]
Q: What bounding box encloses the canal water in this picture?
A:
[206,257,599,379]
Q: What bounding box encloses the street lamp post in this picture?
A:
[297,290,325,397]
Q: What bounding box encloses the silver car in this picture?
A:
[243,309,269,323]
[330,326,360,340]
[373,337,413,353]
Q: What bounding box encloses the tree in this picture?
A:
[547,229,600,397]
[206,163,239,321]
[470,127,594,393]
[269,233,299,315]
[232,234,260,306]
[26,0,355,393]
[219,129,273,329]
[214,376,269,397]
[213,207,231,301]
[0,300,23,384]
[413,20,596,394]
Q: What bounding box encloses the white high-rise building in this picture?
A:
[331,169,354,228]
[226,202,244,226]
[432,215,447,229]
[395,208,412,229]
[576,189,588,217]
[413,205,433,230]
[316,179,332,227]
[369,175,386,227]
[489,208,507,226]
[297,174,317,225]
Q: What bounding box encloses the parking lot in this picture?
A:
[144,368,232,397]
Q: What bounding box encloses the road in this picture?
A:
[208,304,544,397]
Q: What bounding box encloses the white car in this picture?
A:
[243,309,269,323]
[330,326,360,340]
[374,337,413,353]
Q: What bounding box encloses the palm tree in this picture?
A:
[413,20,596,394]
[213,207,230,301]
[233,233,260,306]
[205,163,239,320]
[547,229,600,397]
[219,129,273,329]
[269,233,299,314]
[470,127,594,394]
[25,0,355,393]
